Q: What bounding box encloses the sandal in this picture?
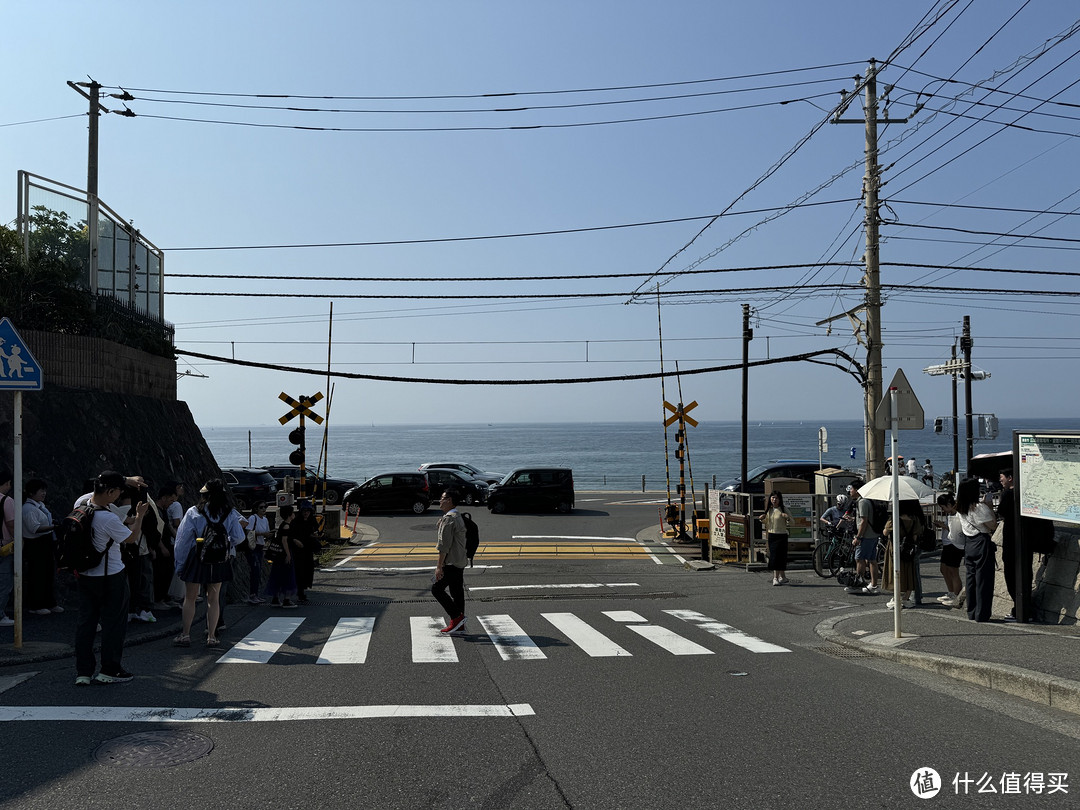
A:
[172,634,191,647]
[205,638,221,649]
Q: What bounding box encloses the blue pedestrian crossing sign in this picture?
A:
[0,318,43,391]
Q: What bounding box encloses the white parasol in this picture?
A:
[857,474,936,503]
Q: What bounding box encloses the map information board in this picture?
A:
[1016,432,1080,525]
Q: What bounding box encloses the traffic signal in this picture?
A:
[288,426,305,466]
[934,418,943,434]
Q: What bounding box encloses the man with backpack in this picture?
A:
[74,471,148,685]
[432,488,468,634]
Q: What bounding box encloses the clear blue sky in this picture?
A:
[4,2,1079,427]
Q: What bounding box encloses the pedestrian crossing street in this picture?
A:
[216,609,790,665]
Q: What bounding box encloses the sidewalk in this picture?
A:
[815,604,1080,716]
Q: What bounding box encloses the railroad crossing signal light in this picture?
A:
[288,426,305,466]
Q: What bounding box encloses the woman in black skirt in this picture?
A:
[172,480,244,648]
[759,491,791,586]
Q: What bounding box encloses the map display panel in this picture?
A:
[1017,432,1080,525]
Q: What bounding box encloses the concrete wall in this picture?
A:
[993,524,1079,625]
[20,329,176,401]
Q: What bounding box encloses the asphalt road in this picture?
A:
[0,496,1076,809]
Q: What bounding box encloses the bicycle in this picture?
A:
[813,519,856,578]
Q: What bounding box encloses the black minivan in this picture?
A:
[487,467,574,514]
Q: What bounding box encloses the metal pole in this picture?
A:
[741,304,751,492]
[13,391,23,648]
[88,81,101,295]
[890,386,902,639]
[962,316,974,470]
[1012,431,1027,623]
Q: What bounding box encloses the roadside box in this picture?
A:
[815,468,857,496]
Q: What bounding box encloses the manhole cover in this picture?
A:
[773,600,855,616]
[94,730,214,768]
[814,644,872,659]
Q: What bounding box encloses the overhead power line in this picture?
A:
[161,199,857,251]
[101,62,865,101]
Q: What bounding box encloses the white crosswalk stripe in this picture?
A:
[411,616,459,663]
[664,609,791,654]
[317,616,375,664]
[541,613,631,657]
[217,617,305,664]
[217,609,789,665]
[477,614,547,661]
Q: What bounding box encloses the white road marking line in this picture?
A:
[664,609,791,653]
[658,543,688,564]
[0,672,37,694]
[322,565,504,573]
[335,540,378,566]
[511,535,638,542]
[468,582,640,592]
[217,617,305,664]
[316,617,376,665]
[542,613,631,657]
[602,610,649,623]
[0,704,536,723]
[411,617,459,663]
[477,615,547,661]
[624,625,714,656]
[635,539,663,565]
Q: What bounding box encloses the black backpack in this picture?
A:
[198,512,230,564]
[58,503,114,574]
[461,512,480,567]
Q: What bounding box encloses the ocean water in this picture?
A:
[199,418,1080,492]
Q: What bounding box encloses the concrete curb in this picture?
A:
[814,612,1080,717]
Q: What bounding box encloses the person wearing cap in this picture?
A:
[74,471,148,685]
[845,479,882,595]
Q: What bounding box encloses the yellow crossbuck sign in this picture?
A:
[279,392,324,425]
[663,400,698,428]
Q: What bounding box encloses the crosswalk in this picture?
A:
[216,608,790,665]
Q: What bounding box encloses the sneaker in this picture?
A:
[441,614,468,634]
[886,599,896,609]
[940,595,958,607]
[772,578,780,586]
[281,600,298,609]
[1002,615,1018,623]
[50,605,64,614]
[135,610,157,623]
[94,668,134,684]
[843,585,862,594]
[0,616,14,627]
[75,675,92,686]
[902,600,915,609]
[936,594,952,603]
[29,608,52,616]
[862,584,880,595]
[778,577,789,585]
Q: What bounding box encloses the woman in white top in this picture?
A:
[955,479,998,622]
[245,502,271,605]
[758,491,791,586]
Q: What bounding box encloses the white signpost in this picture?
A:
[0,318,44,648]
[874,368,925,639]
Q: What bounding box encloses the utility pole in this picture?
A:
[832,59,907,480]
[741,304,752,494]
[951,341,960,488]
[67,79,108,293]
[962,315,974,470]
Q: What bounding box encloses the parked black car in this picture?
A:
[342,472,431,515]
[262,465,359,505]
[220,468,278,510]
[487,467,574,514]
[424,468,488,505]
[717,460,826,494]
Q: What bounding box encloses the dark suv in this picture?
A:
[424,468,488,505]
[342,472,431,515]
[220,468,278,510]
[487,467,574,514]
[262,465,359,505]
[717,460,826,494]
